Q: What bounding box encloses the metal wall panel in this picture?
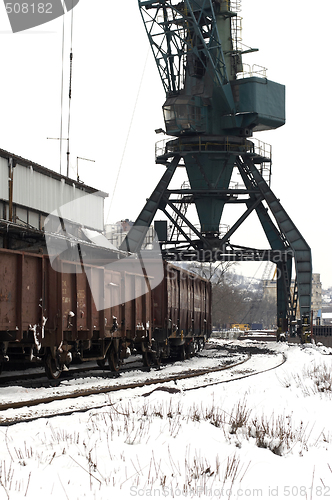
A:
[6,162,104,230]
[29,211,40,229]
[16,206,28,223]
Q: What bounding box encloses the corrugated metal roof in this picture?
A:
[0,148,108,198]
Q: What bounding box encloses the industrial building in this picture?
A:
[0,148,107,250]
[263,273,322,325]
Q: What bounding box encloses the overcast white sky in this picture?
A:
[0,1,331,287]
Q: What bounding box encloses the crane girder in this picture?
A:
[138,0,231,101]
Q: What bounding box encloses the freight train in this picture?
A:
[0,235,212,379]
[0,149,211,379]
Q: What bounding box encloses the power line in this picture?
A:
[66,0,74,177]
[106,50,150,223]
[59,8,66,175]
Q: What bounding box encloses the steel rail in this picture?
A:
[0,355,250,415]
[183,353,287,391]
[0,359,144,386]
[0,347,286,426]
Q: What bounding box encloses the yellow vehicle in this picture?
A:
[231,324,250,332]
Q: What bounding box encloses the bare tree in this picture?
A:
[187,261,277,329]
[187,260,236,284]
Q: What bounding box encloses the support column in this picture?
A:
[120,155,180,253]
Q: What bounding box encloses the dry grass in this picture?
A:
[0,392,329,497]
[279,362,332,397]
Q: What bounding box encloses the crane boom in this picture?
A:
[139,0,230,91]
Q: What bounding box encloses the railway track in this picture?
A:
[0,357,145,386]
[0,341,242,386]
[0,341,286,426]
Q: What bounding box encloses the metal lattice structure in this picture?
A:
[139,0,229,94]
[121,0,312,334]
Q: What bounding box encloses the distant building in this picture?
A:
[311,274,322,322]
[263,273,322,324]
[105,220,155,249]
[322,313,332,326]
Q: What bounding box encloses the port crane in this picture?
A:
[121,0,312,334]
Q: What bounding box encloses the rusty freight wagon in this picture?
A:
[152,262,211,360]
[0,247,212,379]
[0,246,154,378]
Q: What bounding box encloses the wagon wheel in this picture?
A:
[142,350,160,368]
[185,343,191,359]
[142,343,160,368]
[142,350,153,368]
[97,341,109,368]
[178,344,186,361]
[45,353,63,380]
[153,343,161,369]
[108,346,120,372]
[186,341,195,359]
[97,357,107,369]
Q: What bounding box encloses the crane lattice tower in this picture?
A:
[121,0,312,333]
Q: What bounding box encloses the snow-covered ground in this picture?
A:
[0,339,332,499]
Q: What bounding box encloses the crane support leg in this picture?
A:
[241,156,312,324]
[236,158,293,332]
[119,155,180,253]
